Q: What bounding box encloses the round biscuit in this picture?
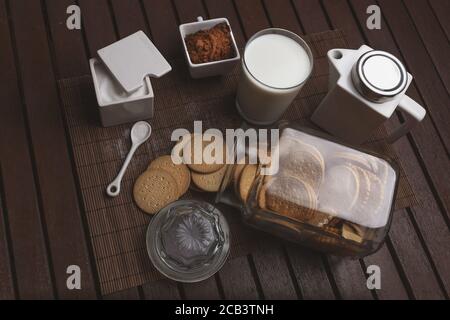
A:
[239,164,258,202]
[191,165,228,192]
[180,133,227,173]
[264,175,317,222]
[133,170,179,215]
[148,155,191,197]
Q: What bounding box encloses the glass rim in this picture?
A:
[242,28,314,90]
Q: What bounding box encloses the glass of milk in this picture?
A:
[236,29,314,125]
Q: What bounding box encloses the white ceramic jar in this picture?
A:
[312,45,426,145]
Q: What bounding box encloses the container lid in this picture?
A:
[146,200,230,283]
[352,50,408,103]
[97,31,172,93]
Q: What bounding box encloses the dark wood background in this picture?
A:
[0,0,449,300]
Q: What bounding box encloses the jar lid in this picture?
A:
[146,200,230,283]
[352,50,408,103]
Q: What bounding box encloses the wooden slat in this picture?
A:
[218,256,260,299]
[142,280,181,300]
[0,174,16,299]
[263,0,303,35]
[321,0,449,298]
[363,244,409,300]
[349,0,450,297]
[45,0,89,79]
[234,0,268,39]
[183,278,222,300]
[378,0,450,152]
[142,0,180,59]
[388,210,445,299]
[78,0,117,55]
[428,0,450,41]
[251,242,298,299]
[173,0,207,24]
[0,0,54,299]
[292,0,329,34]
[103,287,141,300]
[327,257,373,300]
[403,0,450,93]
[286,247,336,300]
[110,0,150,37]
[9,0,98,299]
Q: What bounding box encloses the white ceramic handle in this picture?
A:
[387,95,426,143]
[106,144,138,197]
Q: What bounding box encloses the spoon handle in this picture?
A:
[107,144,139,197]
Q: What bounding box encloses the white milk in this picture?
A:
[236,30,313,125]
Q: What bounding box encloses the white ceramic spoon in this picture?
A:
[107,121,152,197]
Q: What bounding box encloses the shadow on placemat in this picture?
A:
[57,30,417,296]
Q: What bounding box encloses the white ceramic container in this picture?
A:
[311,45,426,145]
[90,58,154,127]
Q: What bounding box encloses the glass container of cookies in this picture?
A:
[216,124,399,257]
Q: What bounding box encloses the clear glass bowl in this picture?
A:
[147,200,230,282]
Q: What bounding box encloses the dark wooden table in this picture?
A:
[0,0,449,300]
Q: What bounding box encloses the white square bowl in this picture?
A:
[90,58,154,127]
[179,17,241,79]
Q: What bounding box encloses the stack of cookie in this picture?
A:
[133,155,191,215]
[231,144,273,203]
[257,134,331,227]
[133,133,230,214]
[179,134,229,193]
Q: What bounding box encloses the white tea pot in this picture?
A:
[312,45,426,145]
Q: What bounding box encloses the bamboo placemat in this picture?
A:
[58,30,417,295]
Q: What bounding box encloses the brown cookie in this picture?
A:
[239,164,258,202]
[280,134,325,168]
[307,211,334,228]
[191,165,228,192]
[133,170,179,215]
[148,155,191,197]
[181,133,227,173]
[233,162,247,195]
[279,140,325,191]
[342,223,364,243]
[262,175,317,222]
